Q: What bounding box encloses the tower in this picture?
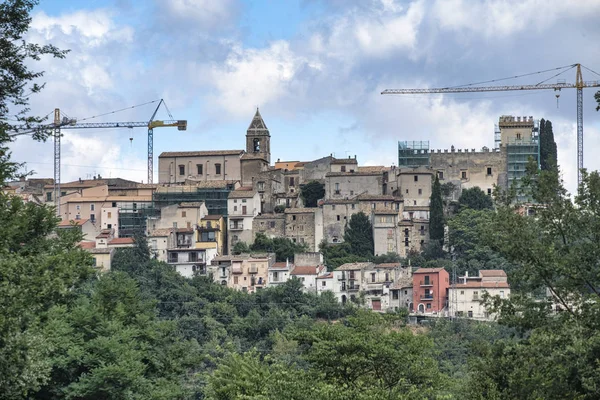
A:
[246,108,271,163]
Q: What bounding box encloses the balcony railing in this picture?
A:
[249,266,258,274]
[420,280,434,287]
[420,295,434,301]
[348,285,360,291]
[229,223,244,230]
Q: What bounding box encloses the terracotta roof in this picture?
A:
[159,150,244,157]
[149,228,174,237]
[108,237,135,245]
[203,215,222,220]
[290,265,322,275]
[284,208,315,214]
[317,272,333,279]
[479,269,508,277]
[270,262,293,270]
[323,199,356,205]
[414,268,445,274]
[331,158,358,165]
[337,262,374,271]
[96,230,112,239]
[453,281,510,289]
[64,196,152,203]
[228,189,257,199]
[79,241,96,249]
[58,219,89,227]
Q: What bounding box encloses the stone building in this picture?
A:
[391,167,433,207]
[158,109,272,187]
[252,213,286,239]
[227,188,261,252]
[324,171,383,200]
[284,208,323,251]
[330,157,358,173]
[372,210,401,256]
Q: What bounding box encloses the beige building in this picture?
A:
[57,218,100,241]
[227,188,261,252]
[325,171,384,200]
[448,270,510,320]
[147,202,208,232]
[372,210,401,256]
[211,253,274,293]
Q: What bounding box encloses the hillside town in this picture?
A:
[6,110,543,319]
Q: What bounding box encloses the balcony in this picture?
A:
[229,222,244,230]
[348,285,360,291]
[420,295,434,301]
[338,274,346,281]
[249,266,258,274]
[420,280,434,287]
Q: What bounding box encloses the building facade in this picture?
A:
[412,267,449,314]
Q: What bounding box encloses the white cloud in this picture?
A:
[155,0,239,31]
[432,0,600,37]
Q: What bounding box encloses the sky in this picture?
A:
[8,0,600,195]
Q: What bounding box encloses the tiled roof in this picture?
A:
[376,263,402,268]
[290,265,322,275]
[390,276,413,289]
[326,171,381,177]
[203,215,222,220]
[159,150,244,157]
[254,213,285,219]
[79,241,96,249]
[479,269,507,277]
[270,262,293,270]
[96,229,112,239]
[58,219,89,227]
[337,262,374,271]
[109,237,135,245]
[356,194,397,201]
[322,199,356,205]
[453,281,510,289]
[358,166,390,173]
[331,158,358,165]
[228,189,257,198]
[414,267,445,273]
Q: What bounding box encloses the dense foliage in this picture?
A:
[233,232,308,261]
[319,212,374,268]
[458,187,493,211]
[300,180,325,207]
[539,118,558,171]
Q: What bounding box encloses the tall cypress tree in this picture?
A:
[429,176,444,243]
[539,118,558,171]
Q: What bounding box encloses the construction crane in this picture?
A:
[11,99,186,213]
[382,63,600,186]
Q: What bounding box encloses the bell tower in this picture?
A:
[246,108,271,163]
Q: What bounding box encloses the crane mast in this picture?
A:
[382,64,600,186]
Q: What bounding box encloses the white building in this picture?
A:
[268,260,294,286]
[290,265,327,293]
[448,270,510,320]
[389,275,413,312]
[227,188,261,252]
[316,272,335,294]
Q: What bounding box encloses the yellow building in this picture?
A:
[196,215,226,255]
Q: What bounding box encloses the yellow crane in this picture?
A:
[382,63,600,186]
[12,99,186,213]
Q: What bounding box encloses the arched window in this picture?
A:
[253,138,260,152]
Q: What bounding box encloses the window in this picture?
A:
[269,221,275,228]
[90,204,95,211]
[242,199,246,203]
[468,311,473,318]
[179,165,185,176]
[253,138,260,152]
[516,133,522,140]
[242,205,247,214]
[112,202,117,207]
[234,276,239,284]
[351,204,355,210]
[461,171,467,180]
[335,183,340,194]
[405,189,409,194]
[182,211,187,218]
[46,192,52,201]
[197,164,203,175]
[107,211,112,219]
[76,205,80,210]
[337,215,340,221]
[173,222,178,228]
[168,253,178,263]
[486,167,492,175]
[292,215,296,221]
[290,177,295,187]
[189,252,198,262]
[61,191,66,196]
[460,290,464,295]
[426,303,431,309]
[215,163,221,175]
[372,203,375,209]
[500,290,505,298]
[107,224,112,229]
[341,166,346,172]
[90,214,95,222]
[332,205,336,210]
[322,281,326,287]
[437,171,444,180]
[75,215,81,220]
[257,181,264,191]
[473,291,479,300]
[414,175,418,182]
[234,206,238,212]
[385,272,390,281]
[487,188,492,195]
[371,273,376,282]
[404,290,407,295]
[201,231,216,242]
[393,291,399,300]
[273,271,279,282]
[418,188,422,195]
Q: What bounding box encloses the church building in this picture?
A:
[157,109,271,186]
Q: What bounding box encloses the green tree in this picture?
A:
[539,118,558,171]
[250,233,308,261]
[458,186,493,211]
[429,176,445,243]
[231,240,250,254]
[343,212,374,257]
[300,180,325,207]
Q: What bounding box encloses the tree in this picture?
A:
[458,187,493,211]
[231,241,250,254]
[429,176,444,243]
[343,212,374,257]
[539,118,558,171]
[250,233,308,261]
[1,0,68,183]
[300,180,325,207]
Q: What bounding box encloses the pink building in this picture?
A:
[412,267,449,314]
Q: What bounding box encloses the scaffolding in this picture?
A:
[152,185,234,216]
[398,141,430,168]
[117,201,158,238]
[506,132,540,203]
